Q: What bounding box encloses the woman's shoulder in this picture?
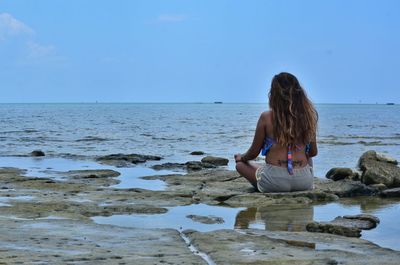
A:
[260,111,272,122]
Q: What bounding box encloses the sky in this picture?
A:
[0,0,399,103]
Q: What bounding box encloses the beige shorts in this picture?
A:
[255,163,314,193]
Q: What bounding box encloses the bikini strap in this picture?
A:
[287,145,294,175]
[305,143,311,154]
[261,137,276,156]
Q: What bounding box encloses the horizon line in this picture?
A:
[0,101,397,105]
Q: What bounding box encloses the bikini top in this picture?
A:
[261,137,311,175]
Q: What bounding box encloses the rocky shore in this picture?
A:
[0,150,400,264]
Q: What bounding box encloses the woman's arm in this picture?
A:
[240,113,266,162]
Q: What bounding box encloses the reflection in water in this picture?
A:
[234,204,314,232]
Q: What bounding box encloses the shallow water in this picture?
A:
[1,156,399,250]
[0,156,174,190]
[93,199,400,251]
[93,204,244,232]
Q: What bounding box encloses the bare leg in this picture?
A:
[235,161,260,189]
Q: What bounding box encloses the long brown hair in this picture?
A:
[268,72,318,146]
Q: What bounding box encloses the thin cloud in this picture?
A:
[157,14,188,23]
[27,40,55,58]
[0,13,57,61]
[0,13,34,40]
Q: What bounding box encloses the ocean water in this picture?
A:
[0,103,399,177]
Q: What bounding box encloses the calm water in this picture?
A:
[0,103,399,177]
[1,103,400,250]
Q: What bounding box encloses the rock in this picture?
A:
[376,153,398,165]
[151,161,216,172]
[190,151,205,155]
[186,161,216,171]
[358,150,400,188]
[314,178,378,197]
[184,229,400,265]
[186,214,224,224]
[151,162,185,171]
[369,183,387,191]
[62,169,121,186]
[96,153,162,167]
[65,169,120,179]
[381,187,400,197]
[201,156,229,166]
[0,218,205,265]
[306,214,380,237]
[306,220,361,237]
[30,150,45,157]
[342,214,380,228]
[326,167,359,181]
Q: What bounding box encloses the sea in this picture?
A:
[1,103,399,175]
[0,103,399,250]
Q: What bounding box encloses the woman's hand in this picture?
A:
[234,153,242,163]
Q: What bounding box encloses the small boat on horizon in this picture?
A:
[214,101,223,104]
[386,103,395,105]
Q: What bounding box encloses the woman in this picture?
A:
[235,72,318,192]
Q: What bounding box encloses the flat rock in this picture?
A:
[151,161,216,172]
[186,214,224,224]
[381,187,400,197]
[65,169,120,179]
[342,214,380,227]
[0,218,205,265]
[306,214,380,237]
[142,170,382,207]
[326,167,359,181]
[96,153,162,167]
[358,150,400,188]
[200,156,229,166]
[314,178,378,197]
[184,229,400,265]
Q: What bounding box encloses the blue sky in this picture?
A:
[0,0,399,103]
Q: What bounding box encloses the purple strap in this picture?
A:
[287,145,294,175]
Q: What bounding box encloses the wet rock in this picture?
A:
[186,161,216,171]
[369,183,387,191]
[342,214,380,228]
[314,178,378,197]
[65,169,120,179]
[186,214,224,224]
[96,153,162,167]
[326,167,359,181]
[151,161,216,172]
[200,156,229,166]
[0,218,205,265]
[306,221,361,237]
[381,187,400,197]
[358,150,400,188]
[306,214,380,237]
[30,150,45,157]
[151,162,185,170]
[184,229,400,265]
[63,169,121,186]
[190,151,205,155]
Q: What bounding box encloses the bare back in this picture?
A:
[263,111,309,168]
